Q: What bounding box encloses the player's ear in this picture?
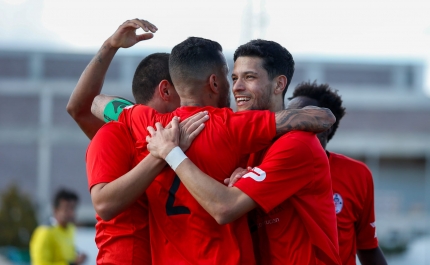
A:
[209,74,219,94]
[159,79,174,101]
[274,75,287,95]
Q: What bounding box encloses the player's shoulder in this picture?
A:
[98,121,130,134]
[121,104,157,115]
[197,106,236,124]
[90,121,133,146]
[285,130,315,139]
[330,152,372,176]
[32,225,54,238]
[276,131,318,147]
[204,106,234,116]
[270,131,316,154]
[330,152,367,168]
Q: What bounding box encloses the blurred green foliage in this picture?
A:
[0,184,38,248]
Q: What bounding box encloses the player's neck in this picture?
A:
[271,98,285,112]
[180,100,218,108]
[180,93,219,108]
[181,100,205,107]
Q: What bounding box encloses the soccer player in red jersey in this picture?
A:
[66,19,205,264]
[67,19,178,139]
[287,81,387,265]
[145,40,342,265]
[116,37,335,264]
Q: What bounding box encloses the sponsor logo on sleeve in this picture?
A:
[333,193,343,214]
[242,167,266,182]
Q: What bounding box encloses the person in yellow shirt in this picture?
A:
[30,189,87,265]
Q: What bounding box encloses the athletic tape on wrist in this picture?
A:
[165,146,188,171]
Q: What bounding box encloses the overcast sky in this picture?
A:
[1,0,429,94]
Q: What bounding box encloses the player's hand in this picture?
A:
[108,18,158,49]
[224,167,250,187]
[147,117,180,159]
[178,111,209,152]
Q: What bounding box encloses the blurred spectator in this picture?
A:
[30,188,87,265]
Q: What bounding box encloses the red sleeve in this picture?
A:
[86,122,135,190]
[227,110,276,154]
[118,104,158,144]
[234,132,314,213]
[356,166,379,249]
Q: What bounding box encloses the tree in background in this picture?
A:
[0,184,38,248]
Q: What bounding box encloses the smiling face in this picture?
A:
[232,56,276,112]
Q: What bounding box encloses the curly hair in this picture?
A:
[289,81,346,141]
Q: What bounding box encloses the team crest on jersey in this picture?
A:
[242,167,266,182]
[333,193,343,214]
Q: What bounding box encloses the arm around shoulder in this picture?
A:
[275,106,335,136]
[174,159,258,225]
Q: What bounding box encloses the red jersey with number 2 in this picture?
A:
[119,105,276,265]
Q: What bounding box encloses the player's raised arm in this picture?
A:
[274,106,335,137]
[67,19,157,139]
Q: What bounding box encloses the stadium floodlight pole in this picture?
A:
[36,86,52,223]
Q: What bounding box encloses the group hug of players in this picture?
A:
[66,18,388,265]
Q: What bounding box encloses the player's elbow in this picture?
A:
[322,108,336,128]
[91,184,117,221]
[66,98,90,124]
[93,203,115,221]
[92,197,118,221]
[214,206,238,225]
[66,100,80,119]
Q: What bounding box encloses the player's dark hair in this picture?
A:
[132,53,172,104]
[53,188,78,209]
[233,39,295,98]
[289,81,346,141]
[169,37,224,84]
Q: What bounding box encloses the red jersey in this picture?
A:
[86,122,151,264]
[119,105,276,265]
[235,131,341,265]
[329,152,378,265]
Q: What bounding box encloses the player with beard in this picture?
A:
[101,36,335,264]
[145,40,342,265]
